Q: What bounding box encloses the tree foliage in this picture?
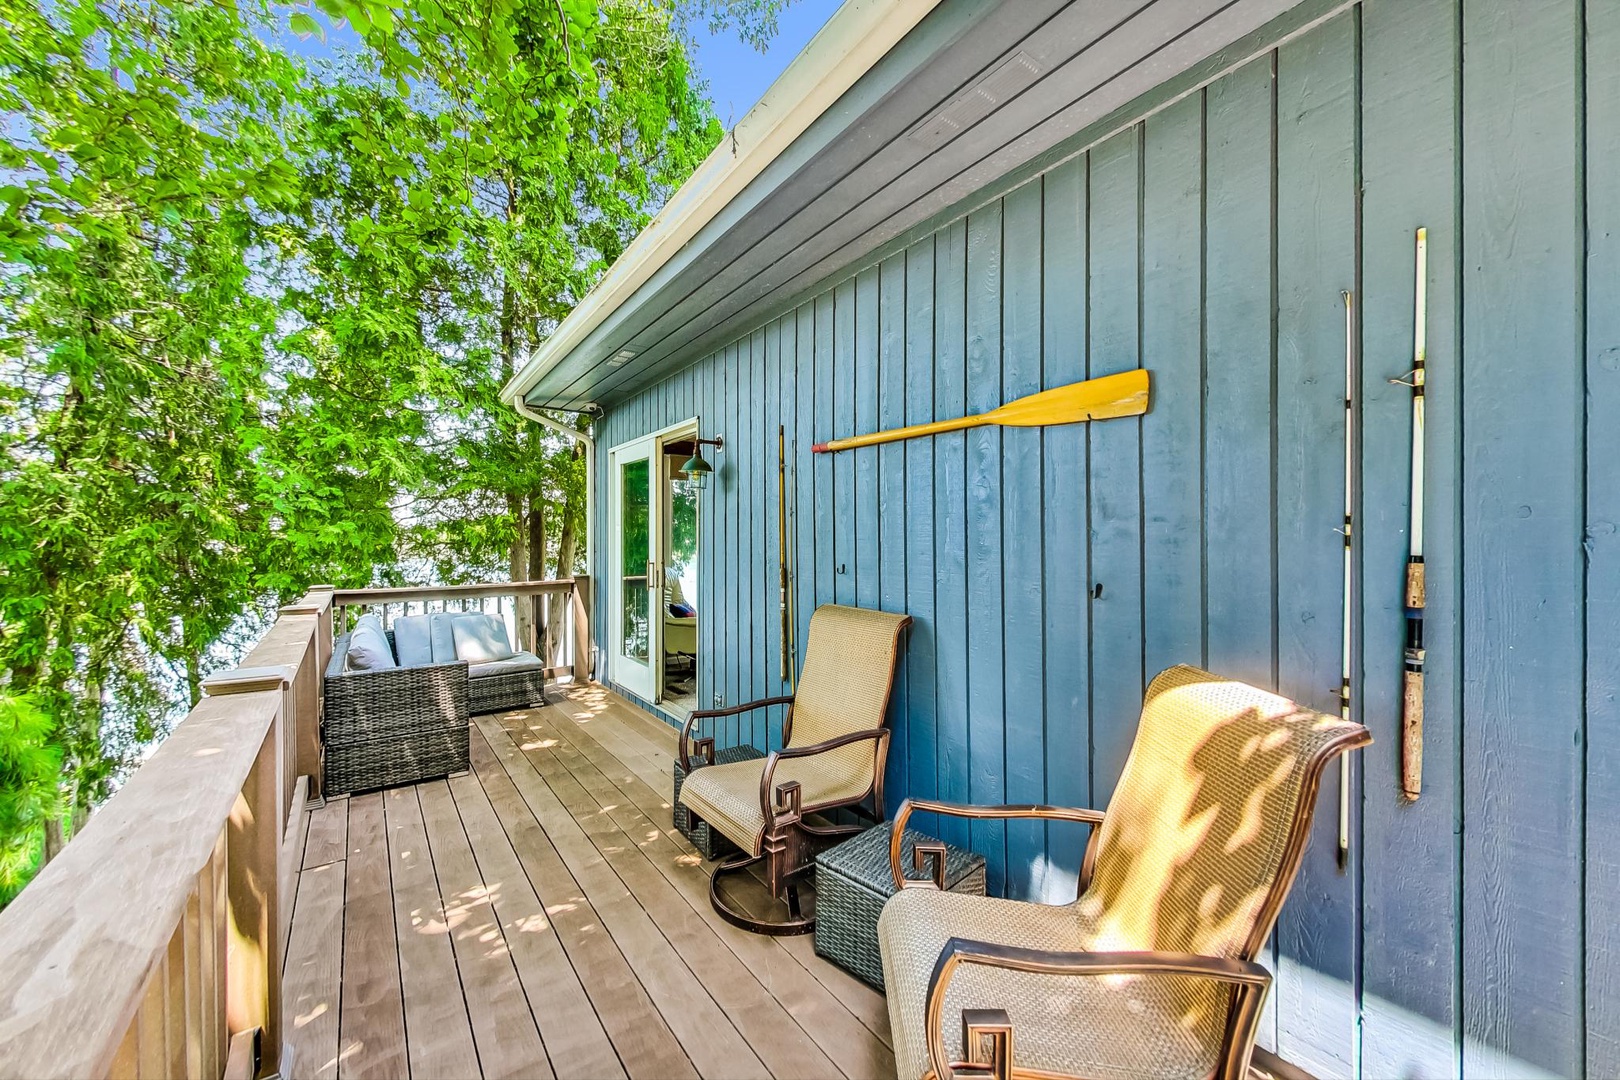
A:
[0,0,773,903]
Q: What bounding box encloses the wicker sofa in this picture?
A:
[322,613,552,794]
[324,630,470,795]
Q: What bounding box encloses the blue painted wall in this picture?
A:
[592,2,1619,1075]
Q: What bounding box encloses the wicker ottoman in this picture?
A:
[814,822,986,990]
[673,744,766,860]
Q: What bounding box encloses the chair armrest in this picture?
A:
[890,799,1106,892]
[925,938,1271,1080]
[679,695,795,771]
[758,728,890,828]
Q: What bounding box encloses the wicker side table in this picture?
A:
[673,744,766,860]
[814,822,986,990]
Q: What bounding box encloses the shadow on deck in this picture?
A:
[282,686,893,1080]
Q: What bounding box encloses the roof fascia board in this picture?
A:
[502,0,964,407]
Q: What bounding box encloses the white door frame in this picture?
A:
[607,418,699,703]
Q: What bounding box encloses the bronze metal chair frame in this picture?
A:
[678,612,911,935]
[887,716,1371,1080]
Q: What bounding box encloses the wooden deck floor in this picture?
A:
[282,686,894,1080]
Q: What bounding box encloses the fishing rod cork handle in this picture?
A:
[1405,558,1426,609]
[1402,669,1424,800]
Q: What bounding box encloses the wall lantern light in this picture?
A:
[679,436,724,489]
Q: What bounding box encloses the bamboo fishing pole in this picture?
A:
[1401,228,1428,801]
[1338,289,1356,872]
[812,368,1149,453]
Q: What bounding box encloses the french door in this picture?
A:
[609,434,660,701]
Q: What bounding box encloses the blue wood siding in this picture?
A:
[591,2,1614,1073]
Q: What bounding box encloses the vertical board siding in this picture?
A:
[587,3,1613,1072]
[1359,1,1463,1073]
[878,256,910,812]
[1085,126,1144,807]
[964,203,1007,892]
[1589,0,1620,1072]
[934,220,971,852]
[1040,157,1090,900]
[1273,13,1359,1076]
[1461,1,1584,1076]
[1001,180,1046,902]
[904,237,940,834]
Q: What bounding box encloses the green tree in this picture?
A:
[280,0,722,651]
[0,0,306,858]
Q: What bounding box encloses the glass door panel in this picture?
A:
[610,436,657,700]
[620,456,651,665]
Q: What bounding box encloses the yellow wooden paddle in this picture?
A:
[811,368,1151,454]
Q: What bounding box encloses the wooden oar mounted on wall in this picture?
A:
[811,368,1151,453]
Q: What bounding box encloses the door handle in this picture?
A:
[647,561,661,590]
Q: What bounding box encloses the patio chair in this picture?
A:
[878,664,1371,1080]
[677,603,912,935]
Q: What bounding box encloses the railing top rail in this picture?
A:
[331,578,581,605]
[0,687,283,1078]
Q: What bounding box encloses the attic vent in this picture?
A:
[909,51,1043,143]
[607,349,637,368]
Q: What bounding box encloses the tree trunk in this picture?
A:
[548,492,579,668]
[508,494,532,650]
[43,818,66,864]
[527,498,547,657]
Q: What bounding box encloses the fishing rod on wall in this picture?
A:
[1338,289,1356,872]
[778,424,798,693]
[1397,228,1428,801]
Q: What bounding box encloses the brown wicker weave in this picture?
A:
[322,631,470,795]
[877,665,1373,1080]
[468,665,552,715]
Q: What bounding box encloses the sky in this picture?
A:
[276,1,845,124]
[685,0,844,125]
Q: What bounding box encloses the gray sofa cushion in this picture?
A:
[467,651,545,678]
[346,614,396,671]
[428,612,460,663]
[452,613,515,663]
[392,614,434,667]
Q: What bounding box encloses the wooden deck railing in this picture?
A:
[0,586,333,1080]
[0,577,592,1080]
[332,577,592,683]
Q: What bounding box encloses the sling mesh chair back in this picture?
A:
[678,603,912,933]
[878,665,1371,1080]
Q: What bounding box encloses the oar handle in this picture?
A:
[813,413,988,454]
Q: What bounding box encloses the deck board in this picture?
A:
[446,769,624,1080]
[469,727,694,1080]
[382,787,480,1080]
[506,707,876,1080]
[337,794,408,1080]
[537,697,896,1058]
[417,779,554,1080]
[287,688,899,1080]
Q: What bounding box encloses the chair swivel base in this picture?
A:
[710,852,818,936]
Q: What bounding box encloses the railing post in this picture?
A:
[572,576,592,683]
[203,670,289,1080]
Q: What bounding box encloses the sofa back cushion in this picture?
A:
[452,613,515,663]
[393,614,434,667]
[429,612,460,663]
[346,614,397,671]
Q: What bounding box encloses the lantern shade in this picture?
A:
[680,450,713,487]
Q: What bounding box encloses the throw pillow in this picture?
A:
[428,612,460,663]
[346,615,396,671]
[452,613,515,663]
[392,614,434,667]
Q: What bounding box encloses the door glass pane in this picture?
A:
[620,457,650,663]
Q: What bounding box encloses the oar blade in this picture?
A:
[986,368,1150,427]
